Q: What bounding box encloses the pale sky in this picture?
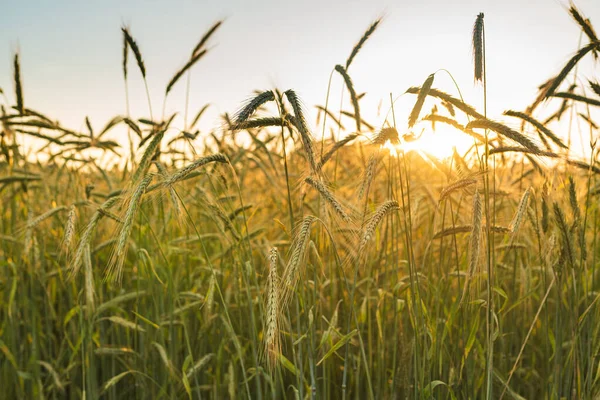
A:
[1,0,598,155]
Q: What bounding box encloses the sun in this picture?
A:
[383,123,476,160]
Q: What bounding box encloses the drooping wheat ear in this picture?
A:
[462,190,482,302]
[334,65,361,132]
[121,26,146,79]
[13,53,24,115]
[359,200,399,253]
[509,188,531,234]
[408,73,435,128]
[26,206,68,230]
[133,130,165,182]
[108,173,154,282]
[63,205,77,253]
[552,92,600,107]
[466,119,541,152]
[305,177,352,223]
[233,91,275,125]
[284,89,317,174]
[231,117,290,131]
[154,162,181,219]
[405,87,485,120]
[472,13,485,83]
[358,153,379,200]
[346,18,381,69]
[543,42,599,100]
[318,133,358,170]
[422,114,486,143]
[70,196,121,278]
[191,20,223,56]
[165,153,228,186]
[488,146,557,158]
[439,177,479,202]
[503,110,567,149]
[569,3,598,50]
[264,247,280,370]
[567,159,600,175]
[281,215,317,304]
[567,176,580,223]
[372,127,400,145]
[553,202,576,268]
[166,49,209,95]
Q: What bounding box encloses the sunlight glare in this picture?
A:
[398,124,475,160]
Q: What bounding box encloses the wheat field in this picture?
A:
[2,6,600,400]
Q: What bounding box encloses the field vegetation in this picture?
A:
[2,5,600,399]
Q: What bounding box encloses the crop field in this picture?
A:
[2,5,600,399]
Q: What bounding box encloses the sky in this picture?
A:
[1,0,599,157]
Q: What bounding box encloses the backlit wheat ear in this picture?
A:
[510,188,531,234]
[166,49,209,95]
[281,215,317,305]
[405,87,485,120]
[63,205,77,253]
[264,247,280,370]
[372,127,400,145]
[305,177,352,223]
[70,196,121,279]
[165,153,228,186]
[283,89,318,174]
[122,28,128,80]
[472,13,485,83]
[439,177,479,202]
[233,90,275,126]
[408,73,435,128]
[359,200,399,253]
[358,153,379,201]
[318,133,358,170]
[191,20,224,57]
[567,176,580,223]
[13,53,24,115]
[569,3,598,54]
[543,43,599,100]
[466,119,541,152]
[334,65,361,132]
[346,18,381,69]
[462,190,482,302]
[553,202,576,268]
[541,182,550,234]
[107,173,154,282]
[504,110,567,149]
[121,26,146,79]
[83,245,96,314]
[133,130,165,182]
[423,114,486,143]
